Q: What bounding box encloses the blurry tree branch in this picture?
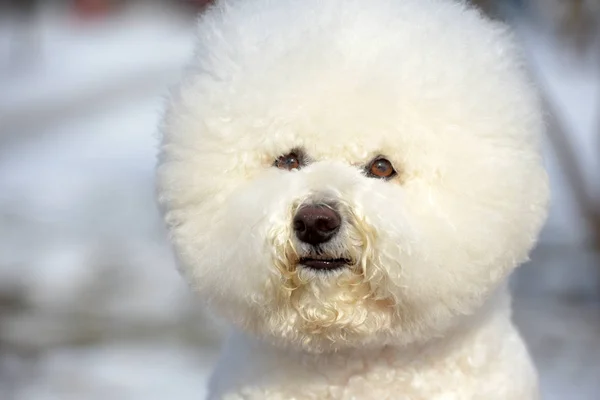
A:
[539,85,600,251]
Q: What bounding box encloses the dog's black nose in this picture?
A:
[293,205,341,245]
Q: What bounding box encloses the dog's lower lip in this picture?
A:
[299,258,351,270]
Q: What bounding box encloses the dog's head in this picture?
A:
[157,0,549,352]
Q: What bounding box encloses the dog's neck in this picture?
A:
[209,285,523,397]
[272,284,511,369]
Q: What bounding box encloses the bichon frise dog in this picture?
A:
[156,0,549,398]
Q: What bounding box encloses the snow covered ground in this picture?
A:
[0,2,598,399]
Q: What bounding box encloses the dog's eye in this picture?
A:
[274,152,302,170]
[366,157,396,179]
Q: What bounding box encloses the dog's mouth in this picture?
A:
[298,257,352,271]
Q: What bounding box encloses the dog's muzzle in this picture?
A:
[293,204,351,271]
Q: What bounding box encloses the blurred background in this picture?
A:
[0,0,598,399]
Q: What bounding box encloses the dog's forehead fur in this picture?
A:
[164,0,541,176]
[157,0,549,353]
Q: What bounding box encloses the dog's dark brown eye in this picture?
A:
[367,158,396,179]
[275,152,301,170]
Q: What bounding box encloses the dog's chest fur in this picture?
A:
[207,302,538,400]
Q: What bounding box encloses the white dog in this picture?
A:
[156,0,549,398]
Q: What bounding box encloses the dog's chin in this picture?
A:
[264,228,401,351]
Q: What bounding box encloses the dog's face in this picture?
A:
[157,0,549,352]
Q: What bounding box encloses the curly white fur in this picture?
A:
[156,0,549,398]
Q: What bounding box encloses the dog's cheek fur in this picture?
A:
[357,153,549,347]
[157,157,292,325]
